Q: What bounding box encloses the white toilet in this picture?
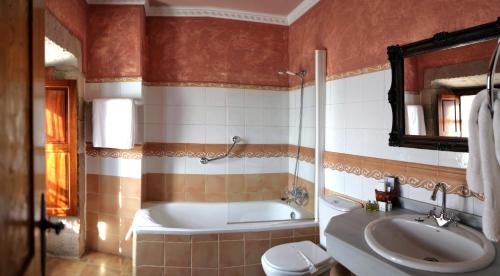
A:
[261,195,362,276]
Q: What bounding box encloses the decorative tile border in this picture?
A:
[322,151,484,200]
[86,143,315,163]
[86,143,143,159]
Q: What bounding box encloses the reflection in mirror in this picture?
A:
[403,39,500,138]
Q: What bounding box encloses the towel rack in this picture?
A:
[487,38,500,117]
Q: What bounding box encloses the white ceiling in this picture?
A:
[149,0,303,16]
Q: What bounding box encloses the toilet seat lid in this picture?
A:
[262,241,332,273]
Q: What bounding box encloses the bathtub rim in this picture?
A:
[132,200,317,236]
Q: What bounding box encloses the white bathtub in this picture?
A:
[132,200,316,235]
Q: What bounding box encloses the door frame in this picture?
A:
[44,80,78,217]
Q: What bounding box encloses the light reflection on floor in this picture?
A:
[47,251,132,276]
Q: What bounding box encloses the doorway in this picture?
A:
[45,80,77,216]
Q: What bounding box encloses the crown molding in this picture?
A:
[86,0,145,5]
[146,6,289,25]
[87,0,321,26]
[287,0,320,25]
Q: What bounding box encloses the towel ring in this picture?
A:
[487,38,500,117]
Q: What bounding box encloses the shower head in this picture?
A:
[278,70,306,78]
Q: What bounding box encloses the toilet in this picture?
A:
[261,195,362,276]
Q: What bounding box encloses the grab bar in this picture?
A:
[487,38,500,117]
[200,136,241,164]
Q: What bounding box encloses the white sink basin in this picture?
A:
[364,214,495,273]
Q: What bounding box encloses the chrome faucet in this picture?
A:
[428,182,458,227]
[283,186,308,206]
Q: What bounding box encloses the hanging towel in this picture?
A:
[405,105,426,135]
[92,98,135,149]
[494,99,500,164]
[478,96,500,242]
[466,90,488,193]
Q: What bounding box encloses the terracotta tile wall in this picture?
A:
[142,173,289,203]
[86,174,141,257]
[133,227,319,275]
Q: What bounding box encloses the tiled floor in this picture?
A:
[47,251,132,276]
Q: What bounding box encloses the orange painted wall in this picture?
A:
[46,0,88,72]
[86,5,145,80]
[288,0,500,86]
[144,17,289,87]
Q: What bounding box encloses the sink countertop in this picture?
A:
[325,208,500,276]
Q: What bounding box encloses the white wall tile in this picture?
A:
[344,174,363,200]
[205,87,227,107]
[330,79,346,104]
[206,107,227,125]
[205,125,227,144]
[120,82,142,98]
[226,89,244,107]
[142,86,163,105]
[244,108,263,126]
[244,126,263,144]
[345,129,365,156]
[100,157,142,178]
[227,107,245,126]
[324,168,345,194]
[185,157,206,174]
[438,151,469,169]
[164,87,205,106]
[144,105,163,123]
[244,89,264,107]
[361,71,385,102]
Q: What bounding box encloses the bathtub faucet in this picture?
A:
[284,186,308,206]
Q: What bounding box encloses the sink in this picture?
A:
[364,214,495,273]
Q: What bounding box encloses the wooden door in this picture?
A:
[45,80,77,216]
[0,0,45,275]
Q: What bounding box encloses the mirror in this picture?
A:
[387,18,500,152]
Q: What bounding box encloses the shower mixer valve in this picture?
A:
[283,186,309,206]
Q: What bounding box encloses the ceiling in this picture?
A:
[149,0,304,16]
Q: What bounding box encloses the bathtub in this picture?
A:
[133,200,319,274]
[132,200,316,235]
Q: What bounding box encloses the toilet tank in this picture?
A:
[319,195,362,247]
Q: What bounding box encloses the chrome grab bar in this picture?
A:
[200,136,241,164]
[487,38,500,117]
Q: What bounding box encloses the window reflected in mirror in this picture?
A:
[403,39,499,138]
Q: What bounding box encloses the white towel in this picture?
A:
[494,99,500,164]
[466,90,488,193]
[405,105,426,135]
[92,98,135,149]
[478,98,500,242]
[467,89,500,242]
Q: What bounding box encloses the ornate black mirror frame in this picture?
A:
[387,17,500,152]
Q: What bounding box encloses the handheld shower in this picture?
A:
[278,69,308,205]
[278,70,306,78]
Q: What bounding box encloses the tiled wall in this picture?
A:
[133,226,319,276]
[140,85,316,206]
[323,69,481,216]
[86,173,141,257]
[85,81,143,260]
